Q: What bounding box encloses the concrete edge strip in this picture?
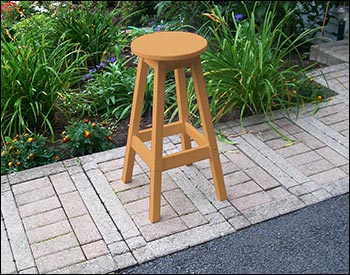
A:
[167,168,218,215]
[323,177,350,196]
[294,116,349,158]
[242,133,311,184]
[70,172,123,245]
[180,165,231,210]
[1,191,35,272]
[231,136,299,189]
[46,254,118,274]
[306,63,349,77]
[1,175,11,193]
[7,162,66,186]
[134,222,234,264]
[1,218,17,274]
[84,168,140,240]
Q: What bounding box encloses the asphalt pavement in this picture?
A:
[117,193,349,274]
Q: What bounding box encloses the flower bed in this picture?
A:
[1,1,334,175]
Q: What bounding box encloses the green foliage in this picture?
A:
[154,1,214,29]
[13,12,55,41]
[114,1,158,27]
[128,19,188,36]
[85,48,140,121]
[62,46,139,121]
[203,1,339,42]
[51,1,126,67]
[65,44,178,123]
[60,120,115,157]
[1,29,88,141]
[1,133,60,175]
[0,0,339,168]
[1,1,36,40]
[190,2,325,130]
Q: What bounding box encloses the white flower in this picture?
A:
[33,6,48,13]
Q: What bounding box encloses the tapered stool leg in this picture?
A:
[149,62,166,222]
[191,58,227,200]
[122,58,148,183]
[175,68,192,156]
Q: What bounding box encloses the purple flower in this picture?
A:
[155,24,163,32]
[109,56,116,63]
[82,73,93,81]
[234,14,244,21]
[89,68,97,73]
[96,62,106,70]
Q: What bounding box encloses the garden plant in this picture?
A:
[200,2,327,125]
[1,1,336,175]
[1,133,60,175]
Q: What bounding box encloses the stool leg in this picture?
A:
[191,58,227,201]
[174,68,192,156]
[122,58,148,183]
[149,62,166,222]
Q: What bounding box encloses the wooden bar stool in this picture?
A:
[122,31,227,222]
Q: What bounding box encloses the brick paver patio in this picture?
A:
[1,41,349,274]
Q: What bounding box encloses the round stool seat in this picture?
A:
[131,31,208,61]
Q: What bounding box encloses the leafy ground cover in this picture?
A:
[1,1,334,175]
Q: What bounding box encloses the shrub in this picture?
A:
[61,45,139,121]
[240,1,336,42]
[51,1,127,67]
[154,1,213,30]
[1,1,36,40]
[1,133,60,175]
[82,48,139,121]
[193,2,325,129]
[64,42,179,124]
[60,120,115,157]
[1,31,88,141]
[113,1,158,27]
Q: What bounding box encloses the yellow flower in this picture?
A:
[317,95,323,101]
[62,136,70,143]
[8,161,13,167]
[84,131,91,138]
[13,135,19,142]
[27,153,35,160]
[1,150,7,157]
[91,123,97,128]
[28,137,34,143]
